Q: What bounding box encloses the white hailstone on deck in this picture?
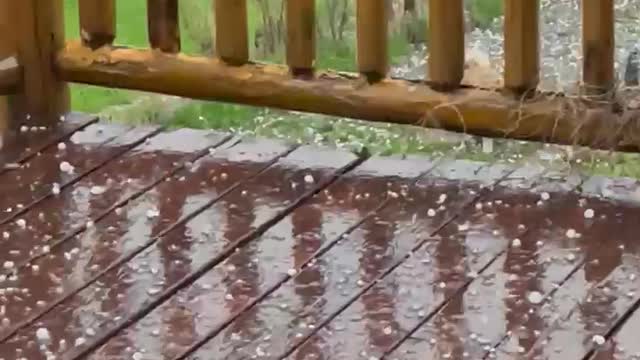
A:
[146,208,160,219]
[42,245,51,254]
[437,194,447,204]
[59,161,75,174]
[52,183,61,195]
[86,220,94,228]
[540,192,550,201]
[287,268,297,276]
[85,328,96,337]
[57,142,67,151]
[20,125,29,133]
[304,174,315,184]
[383,326,393,335]
[3,261,14,270]
[566,228,577,239]
[630,273,637,281]
[36,327,51,343]
[592,335,606,346]
[2,231,9,239]
[475,202,483,210]
[427,209,436,217]
[90,186,106,195]
[387,190,399,199]
[584,208,595,219]
[132,352,144,360]
[566,253,576,262]
[16,218,26,228]
[527,291,544,304]
[511,238,522,248]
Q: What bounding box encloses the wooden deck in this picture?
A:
[0,114,640,360]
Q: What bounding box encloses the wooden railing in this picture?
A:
[0,0,637,151]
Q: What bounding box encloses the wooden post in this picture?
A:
[213,0,249,65]
[0,0,13,131]
[10,0,69,126]
[582,0,615,93]
[286,0,315,78]
[79,0,116,49]
[428,0,464,91]
[147,0,180,53]
[504,0,539,94]
[356,0,388,83]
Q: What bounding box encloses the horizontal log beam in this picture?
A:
[0,57,20,95]
[55,42,640,152]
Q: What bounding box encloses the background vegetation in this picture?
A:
[61,0,640,180]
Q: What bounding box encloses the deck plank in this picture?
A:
[486,195,640,360]
[0,113,96,173]
[0,123,161,226]
[0,137,291,352]
[283,166,563,360]
[0,129,231,274]
[0,141,358,360]
[181,156,515,360]
[589,303,640,359]
[1,122,640,360]
[87,154,445,359]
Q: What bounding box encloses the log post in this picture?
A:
[213,0,249,65]
[79,0,116,49]
[582,0,615,94]
[356,0,388,83]
[0,0,13,131]
[504,0,539,94]
[147,0,181,53]
[428,0,464,91]
[286,0,315,78]
[10,0,69,126]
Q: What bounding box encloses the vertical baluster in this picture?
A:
[214,0,249,65]
[147,0,180,53]
[10,0,69,125]
[286,0,315,77]
[504,0,539,94]
[428,0,464,90]
[356,0,388,83]
[582,0,615,93]
[79,0,116,49]
[0,0,12,130]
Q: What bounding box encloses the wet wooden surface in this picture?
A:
[0,121,640,360]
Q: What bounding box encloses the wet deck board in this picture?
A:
[1,122,640,360]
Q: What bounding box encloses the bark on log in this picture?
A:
[56,42,640,152]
